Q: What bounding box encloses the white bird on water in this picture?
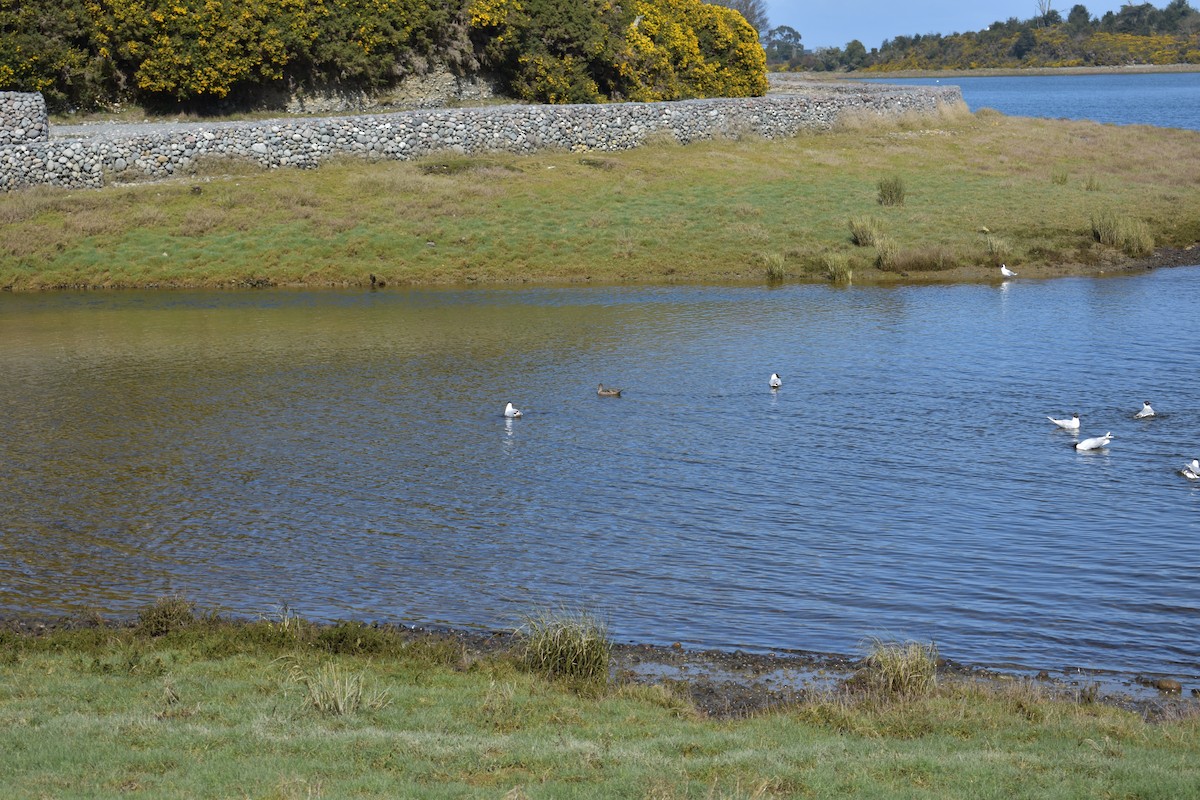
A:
[1181,460,1200,480]
[503,402,522,418]
[1076,432,1113,451]
[1000,264,1018,278]
[769,373,782,389]
[1135,400,1155,418]
[1047,413,1080,431]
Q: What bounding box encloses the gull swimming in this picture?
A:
[1134,400,1155,419]
[1047,413,1080,431]
[1076,432,1112,451]
[1000,264,1018,278]
[503,402,522,418]
[597,383,623,397]
[1181,461,1200,480]
[769,373,782,389]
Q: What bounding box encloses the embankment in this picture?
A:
[0,83,961,191]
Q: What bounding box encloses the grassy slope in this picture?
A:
[3,107,1199,290]
[1,619,1197,799]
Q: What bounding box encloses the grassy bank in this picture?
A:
[3,105,1200,290]
[2,603,1197,799]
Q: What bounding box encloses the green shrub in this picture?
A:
[517,608,610,685]
[877,175,906,206]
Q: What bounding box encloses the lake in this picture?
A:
[858,71,1200,131]
[2,270,1199,681]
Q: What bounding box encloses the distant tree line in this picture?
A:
[0,0,766,112]
[763,1,1200,73]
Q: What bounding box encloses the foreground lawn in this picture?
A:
[1,610,1197,799]
[2,106,1199,290]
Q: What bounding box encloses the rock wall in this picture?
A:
[0,92,49,147]
[0,84,962,191]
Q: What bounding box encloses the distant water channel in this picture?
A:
[3,270,1200,680]
[858,71,1200,130]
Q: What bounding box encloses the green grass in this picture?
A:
[2,109,1200,290]
[0,609,1197,799]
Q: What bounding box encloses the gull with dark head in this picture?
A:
[769,373,782,389]
[1134,400,1155,419]
[1000,264,1018,278]
[1047,413,1080,431]
[503,402,522,418]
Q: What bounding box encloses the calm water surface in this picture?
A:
[2,270,1199,679]
[859,71,1200,130]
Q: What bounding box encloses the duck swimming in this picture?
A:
[597,384,623,397]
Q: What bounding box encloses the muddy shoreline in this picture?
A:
[5,613,1195,721]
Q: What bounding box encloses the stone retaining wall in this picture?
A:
[0,92,49,147]
[0,84,962,191]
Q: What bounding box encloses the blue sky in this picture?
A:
[764,1,1135,49]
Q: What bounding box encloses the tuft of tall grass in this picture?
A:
[1084,175,1103,192]
[1091,210,1154,256]
[517,608,610,686]
[862,638,938,699]
[986,233,1012,262]
[848,215,881,247]
[284,659,391,716]
[877,175,906,206]
[1051,168,1069,185]
[879,245,959,273]
[874,237,899,271]
[135,595,197,637]
[760,252,785,283]
[820,252,853,283]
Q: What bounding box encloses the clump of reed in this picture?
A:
[760,251,786,283]
[876,241,958,273]
[1050,168,1069,185]
[517,607,610,686]
[135,595,197,637]
[861,638,939,699]
[986,233,1012,262]
[1084,174,1103,192]
[1091,210,1154,256]
[877,175,906,206]
[848,215,881,247]
[284,659,391,716]
[820,252,853,283]
[874,237,899,271]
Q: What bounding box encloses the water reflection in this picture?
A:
[2,271,1199,679]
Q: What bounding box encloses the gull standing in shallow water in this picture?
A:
[769,373,782,389]
[1047,413,1080,430]
[1076,432,1113,451]
[1135,400,1156,418]
[1000,264,1018,278]
[503,402,522,418]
